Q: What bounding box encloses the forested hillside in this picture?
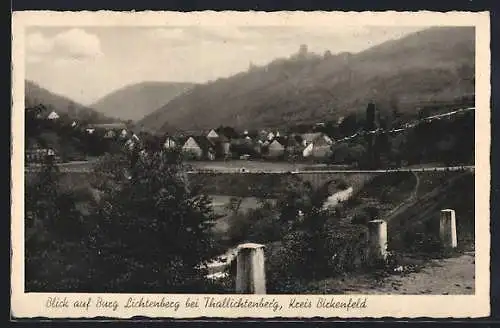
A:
[138,26,474,132]
[25,80,118,124]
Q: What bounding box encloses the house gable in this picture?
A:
[303,143,314,157]
[268,139,284,150]
[47,111,59,120]
[183,137,200,150]
[207,129,219,139]
[164,137,177,149]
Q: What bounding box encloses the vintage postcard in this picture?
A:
[11,11,490,319]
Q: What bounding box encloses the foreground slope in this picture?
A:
[139,26,475,132]
[91,81,196,122]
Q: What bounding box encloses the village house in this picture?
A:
[207,129,219,139]
[265,137,286,159]
[163,135,177,149]
[206,129,232,159]
[26,144,60,163]
[47,111,60,120]
[182,136,216,160]
[301,132,334,158]
[89,122,128,139]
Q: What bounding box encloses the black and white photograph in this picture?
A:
[12,11,490,318]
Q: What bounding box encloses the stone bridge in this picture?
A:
[25,165,474,196]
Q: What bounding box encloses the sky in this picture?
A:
[25,25,427,105]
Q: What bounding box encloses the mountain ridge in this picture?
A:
[90,81,196,122]
[138,26,475,133]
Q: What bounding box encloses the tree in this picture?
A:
[87,149,219,292]
[25,104,46,138]
[338,113,358,137]
[25,157,92,291]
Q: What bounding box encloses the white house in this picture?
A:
[182,136,216,160]
[207,129,219,139]
[47,111,60,120]
[163,137,177,149]
[267,139,285,158]
[267,131,275,141]
[120,129,128,138]
[71,121,78,127]
[86,128,95,134]
[302,133,334,158]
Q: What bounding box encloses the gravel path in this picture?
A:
[343,252,475,295]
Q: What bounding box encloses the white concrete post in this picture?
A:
[235,243,266,294]
[367,220,388,262]
[440,209,457,248]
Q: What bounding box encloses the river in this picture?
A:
[205,186,355,279]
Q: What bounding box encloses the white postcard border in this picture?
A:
[11,10,491,319]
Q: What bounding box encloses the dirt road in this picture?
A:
[347,252,475,295]
[312,252,475,295]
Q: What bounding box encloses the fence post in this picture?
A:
[367,220,388,262]
[439,209,457,249]
[236,243,266,294]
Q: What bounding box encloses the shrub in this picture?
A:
[247,212,285,243]
[227,212,253,244]
[25,159,94,292]
[265,219,369,294]
[265,233,313,293]
[27,150,221,293]
[351,205,380,226]
[87,150,221,292]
